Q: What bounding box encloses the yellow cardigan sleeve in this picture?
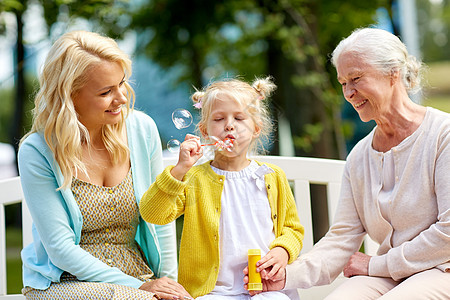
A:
[139,165,187,225]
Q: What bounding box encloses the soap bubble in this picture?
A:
[172,109,193,129]
[167,139,181,153]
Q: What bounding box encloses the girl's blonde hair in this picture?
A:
[192,76,276,154]
[21,30,135,189]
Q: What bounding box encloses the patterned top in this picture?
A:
[69,169,154,281]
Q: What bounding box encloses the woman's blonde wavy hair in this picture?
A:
[191,76,276,154]
[21,30,135,190]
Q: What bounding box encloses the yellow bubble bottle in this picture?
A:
[247,249,263,291]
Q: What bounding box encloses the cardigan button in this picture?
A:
[267,184,271,189]
[273,214,277,219]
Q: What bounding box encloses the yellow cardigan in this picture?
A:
[140,160,304,298]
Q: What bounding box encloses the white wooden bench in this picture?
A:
[0,177,31,300]
[0,156,378,299]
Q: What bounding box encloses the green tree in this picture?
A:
[417,0,450,62]
[130,0,390,158]
[0,0,129,147]
[0,0,27,153]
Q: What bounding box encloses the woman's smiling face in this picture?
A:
[72,60,127,131]
[337,52,394,123]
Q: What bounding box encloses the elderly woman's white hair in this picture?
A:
[331,27,423,95]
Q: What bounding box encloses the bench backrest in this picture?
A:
[0,155,378,298]
[0,177,30,299]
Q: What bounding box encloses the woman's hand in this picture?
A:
[343,251,371,277]
[171,134,203,181]
[243,265,286,296]
[256,247,289,280]
[139,276,193,300]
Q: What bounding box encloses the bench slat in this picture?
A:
[0,156,378,299]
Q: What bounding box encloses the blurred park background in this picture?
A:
[1,0,449,294]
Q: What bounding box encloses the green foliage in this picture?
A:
[37,0,130,36]
[417,0,450,62]
[0,87,14,143]
[293,122,324,152]
[0,0,25,35]
[0,74,38,143]
[6,226,23,294]
[0,0,24,12]
[122,0,389,157]
[1,0,394,157]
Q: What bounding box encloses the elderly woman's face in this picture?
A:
[72,61,127,131]
[336,52,392,122]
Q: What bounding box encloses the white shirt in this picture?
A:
[209,161,275,296]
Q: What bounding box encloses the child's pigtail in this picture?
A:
[252,76,277,101]
[192,90,205,109]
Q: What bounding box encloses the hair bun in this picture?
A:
[252,76,277,100]
[191,91,205,103]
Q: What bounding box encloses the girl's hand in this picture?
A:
[139,276,193,300]
[243,266,286,296]
[256,247,289,280]
[171,134,203,181]
[343,251,371,277]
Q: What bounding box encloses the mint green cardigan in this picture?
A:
[18,110,177,290]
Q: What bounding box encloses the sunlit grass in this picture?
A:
[423,60,450,113]
[423,95,450,113]
[6,227,23,294]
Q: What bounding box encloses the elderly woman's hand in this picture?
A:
[243,265,286,295]
[139,276,193,300]
[343,251,372,277]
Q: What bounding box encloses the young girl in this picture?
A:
[140,77,304,299]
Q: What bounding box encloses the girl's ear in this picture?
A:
[253,125,261,138]
[199,123,208,138]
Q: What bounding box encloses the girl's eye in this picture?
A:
[119,80,125,87]
[214,118,223,121]
[353,77,360,82]
[100,90,111,96]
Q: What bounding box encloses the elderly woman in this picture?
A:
[245,28,450,299]
[19,31,192,300]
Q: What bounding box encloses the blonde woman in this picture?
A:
[18,31,192,300]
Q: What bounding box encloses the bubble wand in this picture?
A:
[201,137,234,151]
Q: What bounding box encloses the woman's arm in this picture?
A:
[19,140,144,288]
[283,164,367,289]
